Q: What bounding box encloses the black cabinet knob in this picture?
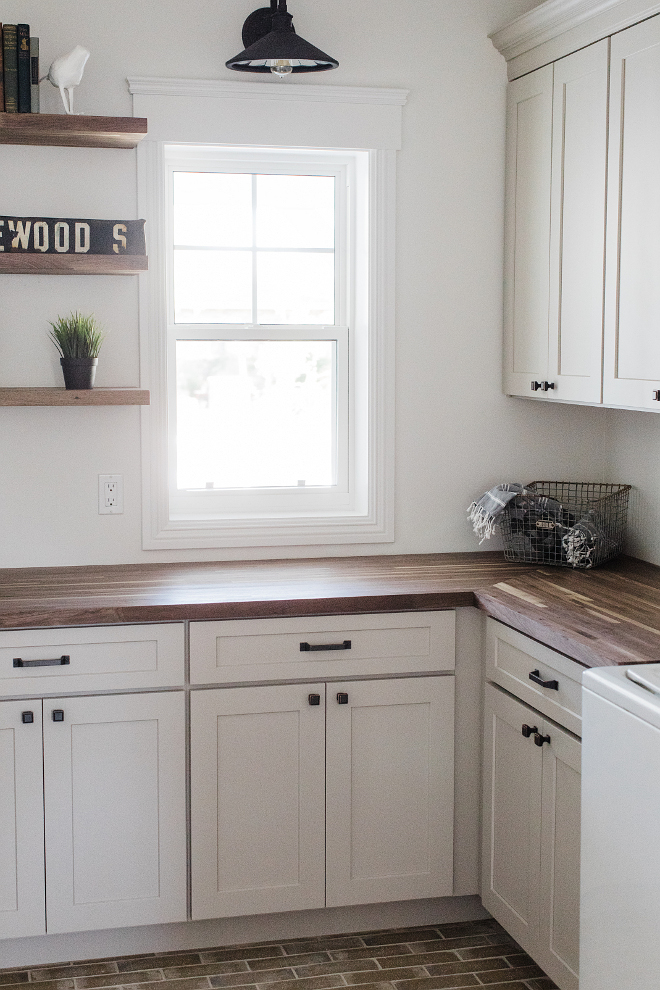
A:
[653,390,660,401]
[308,693,321,706]
[21,711,34,724]
[52,709,64,722]
[336,692,349,705]
[522,724,538,738]
[531,381,555,393]
[534,732,551,747]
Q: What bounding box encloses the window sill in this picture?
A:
[143,512,394,550]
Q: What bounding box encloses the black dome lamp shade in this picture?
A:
[226,0,339,77]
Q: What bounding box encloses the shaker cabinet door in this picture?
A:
[190,683,326,919]
[326,675,454,906]
[482,683,543,950]
[0,700,45,939]
[43,692,187,934]
[538,720,581,990]
[604,16,660,409]
[503,64,553,398]
[548,40,608,404]
[483,682,581,990]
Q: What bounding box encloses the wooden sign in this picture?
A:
[0,217,146,255]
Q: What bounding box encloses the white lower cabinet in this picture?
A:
[191,683,326,919]
[482,682,580,990]
[325,676,454,907]
[0,691,187,939]
[1,613,458,945]
[44,692,187,934]
[191,675,455,920]
[0,700,47,939]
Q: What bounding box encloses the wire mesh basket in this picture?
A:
[500,481,631,569]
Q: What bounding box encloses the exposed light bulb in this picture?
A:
[269,58,293,78]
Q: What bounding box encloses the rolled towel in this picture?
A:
[563,510,615,568]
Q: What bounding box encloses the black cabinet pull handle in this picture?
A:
[21,711,34,724]
[653,390,660,401]
[308,693,321,706]
[531,381,543,391]
[529,669,559,690]
[51,710,64,722]
[336,692,349,705]
[13,655,70,668]
[534,732,551,747]
[522,723,538,738]
[300,640,351,652]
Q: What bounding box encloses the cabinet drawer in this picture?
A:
[0,624,185,696]
[486,619,583,736]
[190,611,455,684]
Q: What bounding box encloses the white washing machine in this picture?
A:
[581,662,660,989]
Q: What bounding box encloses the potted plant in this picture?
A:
[49,311,105,390]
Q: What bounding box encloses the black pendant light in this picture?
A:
[226,0,339,77]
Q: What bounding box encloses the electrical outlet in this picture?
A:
[98,474,124,515]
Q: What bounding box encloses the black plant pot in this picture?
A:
[60,357,98,390]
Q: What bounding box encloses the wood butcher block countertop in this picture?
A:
[1,551,660,667]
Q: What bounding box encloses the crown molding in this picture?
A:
[490,0,660,61]
[127,77,408,107]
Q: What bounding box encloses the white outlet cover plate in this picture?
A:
[98,474,124,515]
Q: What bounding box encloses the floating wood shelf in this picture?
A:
[0,254,148,275]
[0,112,148,149]
[0,388,150,406]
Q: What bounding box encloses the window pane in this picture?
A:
[257,175,335,249]
[173,172,252,247]
[257,252,335,325]
[176,340,335,490]
[173,250,252,324]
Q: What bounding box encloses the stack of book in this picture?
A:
[1,24,40,114]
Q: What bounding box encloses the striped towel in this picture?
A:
[467,484,527,544]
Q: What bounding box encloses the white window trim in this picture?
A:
[130,78,406,550]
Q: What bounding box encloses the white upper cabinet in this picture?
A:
[549,40,608,403]
[502,6,660,412]
[504,64,553,398]
[504,42,608,404]
[604,16,660,408]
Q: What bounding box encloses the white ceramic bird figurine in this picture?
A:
[42,46,90,115]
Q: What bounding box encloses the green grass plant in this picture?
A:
[49,312,105,359]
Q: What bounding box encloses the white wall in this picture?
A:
[0,0,611,567]
[602,409,660,565]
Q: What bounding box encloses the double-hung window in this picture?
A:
[132,78,401,550]
[166,146,352,521]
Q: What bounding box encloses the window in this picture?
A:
[166,147,353,521]
[132,78,401,549]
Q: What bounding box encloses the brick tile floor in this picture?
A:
[0,921,557,990]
